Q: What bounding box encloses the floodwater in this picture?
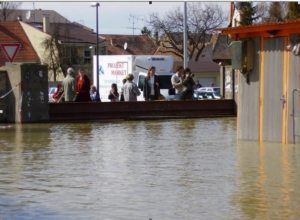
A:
[0,118,300,220]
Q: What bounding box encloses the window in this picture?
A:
[84,48,91,64]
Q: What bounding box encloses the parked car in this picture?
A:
[197,91,221,100]
[194,87,221,100]
[196,87,220,93]
[48,86,57,102]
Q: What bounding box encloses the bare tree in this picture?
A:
[0,1,21,21]
[41,24,65,81]
[42,36,61,81]
[41,23,81,81]
[148,2,226,61]
[266,2,284,22]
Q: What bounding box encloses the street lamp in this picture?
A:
[183,1,188,69]
[91,2,100,98]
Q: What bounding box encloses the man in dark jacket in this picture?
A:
[143,66,160,101]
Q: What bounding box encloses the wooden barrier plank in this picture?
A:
[49,99,236,122]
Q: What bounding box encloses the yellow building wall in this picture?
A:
[20,22,64,81]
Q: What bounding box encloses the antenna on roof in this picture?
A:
[32,2,36,22]
[127,14,144,36]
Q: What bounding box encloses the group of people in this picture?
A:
[109,66,160,102]
[108,65,197,102]
[52,64,198,103]
[52,67,100,103]
[171,66,196,100]
[107,73,141,102]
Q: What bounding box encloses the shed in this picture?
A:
[220,20,300,144]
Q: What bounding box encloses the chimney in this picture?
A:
[229,2,235,27]
[229,2,235,24]
[155,31,159,45]
[43,15,50,33]
[110,38,114,46]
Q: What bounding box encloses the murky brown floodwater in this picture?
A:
[0,118,300,220]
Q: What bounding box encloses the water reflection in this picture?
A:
[234,141,300,220]
[1,119,300,219]
[0,124,52,183]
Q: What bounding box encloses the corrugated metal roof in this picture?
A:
[220,20,300,35]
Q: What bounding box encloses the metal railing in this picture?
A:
[292,89,300,144]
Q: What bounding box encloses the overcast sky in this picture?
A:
[20,1,229,35]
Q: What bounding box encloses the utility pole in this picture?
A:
[91,2,100,98]
[183,1,188,68]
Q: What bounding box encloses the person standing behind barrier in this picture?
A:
[182,67,195,100]
[74,68,91,102]
[143,66,160,101]
[90,85,100,102]
[171,66,184,99]
[108,83,119,102]
[62,67,76,102]
[123,74,141,101]
[119,78,126,101]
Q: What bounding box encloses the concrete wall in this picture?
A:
[2,63,49,123]
[0,71,9,122]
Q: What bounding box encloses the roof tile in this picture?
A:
[0,21,40,66]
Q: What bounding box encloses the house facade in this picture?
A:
[188,43,220,87]
[2,9,102,82]
[44,21,103,81]
[212,34,238,101]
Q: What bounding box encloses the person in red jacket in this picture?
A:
[74,68,91,102]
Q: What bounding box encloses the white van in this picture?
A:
[93,55,174,101]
